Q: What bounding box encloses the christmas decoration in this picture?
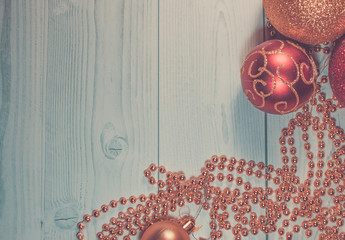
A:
[263,0,345,44]
[141,219,192,240]
[76,5,345,240]
[329,35,345,107]
[241,39,316,115]
[76,77,345,239]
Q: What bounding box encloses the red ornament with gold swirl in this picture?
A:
[241,40,316,115]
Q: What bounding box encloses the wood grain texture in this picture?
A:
[0,0,47,238]
[87,1,158,237]
[0,0,158,239]
[159,0,265,173]
[2,1,344,240]
[159,0,267,238]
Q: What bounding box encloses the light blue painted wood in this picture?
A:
[159,0,265,173]
[0,0,158,239]
[1,1,344,240]
[159,0,266,239]
[0,0,47,239]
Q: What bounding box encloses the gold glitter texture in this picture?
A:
[263,0,345,44]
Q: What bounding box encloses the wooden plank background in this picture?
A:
[0,1,344,240]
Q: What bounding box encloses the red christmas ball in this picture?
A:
[329,35,345,107]
[141,220,190,240]
[241,40,316,114]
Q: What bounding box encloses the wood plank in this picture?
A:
[82,0,159,237]
[0,0,158,239]
[43,0,158,239]
[159,0,266,239]
[42,1,97,238]
[0,0,47,239]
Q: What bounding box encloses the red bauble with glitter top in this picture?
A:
[241,40,316,115]
[329,35,345,107]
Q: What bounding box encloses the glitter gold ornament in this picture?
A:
[263,0,345,44]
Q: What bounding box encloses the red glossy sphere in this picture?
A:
[241,40,316,114]
[141,220,190,240]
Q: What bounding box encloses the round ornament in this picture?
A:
[241,40,316,115]
[329,35,345,107]
[141,220,190,240]
[263,0,345,44]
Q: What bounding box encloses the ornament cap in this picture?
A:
[180,217,196,234]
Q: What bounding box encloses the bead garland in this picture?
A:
[77,74,345,240]
[266,21,336,57]
[76,22,345,240]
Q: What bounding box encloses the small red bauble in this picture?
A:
[141,220,190,240]
[241,40,316,114]
[329,35,345,107]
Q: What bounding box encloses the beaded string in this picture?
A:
[76,74,345,240]
[77,29,345,239]
[266,21,336,56]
